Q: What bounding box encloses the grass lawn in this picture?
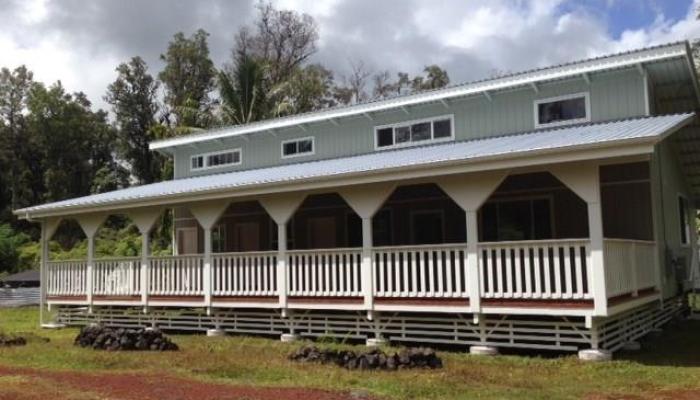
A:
[1,306,700,399]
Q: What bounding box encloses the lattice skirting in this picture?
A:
[53,297,686,353]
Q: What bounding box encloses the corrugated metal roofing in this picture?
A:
[150,41,694,151]
[15,113,695,217]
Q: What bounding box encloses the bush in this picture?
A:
[0,224,31,273]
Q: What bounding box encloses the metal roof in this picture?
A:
[150,41,694,152]
[15,113,695,218]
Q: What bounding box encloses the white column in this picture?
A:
[203,226,213,306]
[465,210,481,311]
[40,221,47,326]
[587,200,608,314]
[551,162,607,315]
[86,232,96,309]
[129,207,161,311]
[141,232,150,305]
[339,183,396,316]
[76,213,107,312]
[361,216,374,309]
[259,193,306,311]
[438,171,508,314]
[188,200,230,310]
[277,223,288,308]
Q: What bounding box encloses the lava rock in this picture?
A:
[74,325,178,352]
[0,334,26,347]
[288,345,442,371]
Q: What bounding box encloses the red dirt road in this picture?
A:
[0,365,373,400]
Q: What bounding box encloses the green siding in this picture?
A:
[173,68,647,179]
[652,134,696,299]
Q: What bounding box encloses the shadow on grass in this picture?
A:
[616,318,700,367]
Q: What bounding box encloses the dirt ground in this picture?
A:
[0,365,373,400]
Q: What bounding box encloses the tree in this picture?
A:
[333,59,372,105]
[159,29,216,129]
[218,54,269,125]
[238,1,319,88]
[421,65,450,90]
[105,57,161,184]
[27,82,118,203]
[0,66,34,214]
[220,2,328,121]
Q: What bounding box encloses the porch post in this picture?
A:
[340,183,396,316]
[438,171,507,315]
[39,218,61,327]
[259,194,306,312]
[188,200,230,311]
[77,214,107,312]
[129,208,162,311]
[551,162,607,315]
[277,223,288,308]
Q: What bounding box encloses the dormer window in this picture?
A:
[282,137,315,158]
[190,148,242,171]
[375,115,454,150]
[534,92,590,128]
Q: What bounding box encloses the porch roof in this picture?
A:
[15,113,695,219]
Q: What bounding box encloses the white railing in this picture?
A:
[46,260,87,296]
[478,239,592,300]
[373,244,469,298]
[212,252,278,296]
[287,248,363,297]
[93,257,141,296]
[148,255,204,296]
[604,239,657,298]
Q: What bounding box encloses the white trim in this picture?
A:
[374,114,455,151]
[149,42,691,152]
[281,136,315,159]
[534,92,591,129]
[190,148,242,172]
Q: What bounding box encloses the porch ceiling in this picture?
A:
[15,113,695,219]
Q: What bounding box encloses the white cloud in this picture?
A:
[0,0,697,113]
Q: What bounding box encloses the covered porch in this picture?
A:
[42,159,660,318]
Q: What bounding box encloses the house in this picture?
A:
[0,270,40,288]
[14,41,700,360]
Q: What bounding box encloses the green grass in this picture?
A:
[1,306,700,399]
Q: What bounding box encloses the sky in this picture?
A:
[0,0,698,112]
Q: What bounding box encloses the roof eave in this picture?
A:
[148,42,690,151]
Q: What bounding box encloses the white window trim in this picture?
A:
[533,92,591,129]
[281,136,315,159]
[374,114,455,151]
[190,148,242,171]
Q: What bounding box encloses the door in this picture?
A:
[233,222,261,252]
[307,216,337,249]
[177,228,198,254]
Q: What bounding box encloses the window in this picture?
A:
[480,197,553,242]
[190,148,242,171]
[281,137,314,158]
[534,93,590,128]
[679,195,690,246]
[375,115,454,149]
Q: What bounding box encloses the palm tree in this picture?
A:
[218,55,268,125]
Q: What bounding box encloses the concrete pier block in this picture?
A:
[578,349,612,362]
[469,345,499,356]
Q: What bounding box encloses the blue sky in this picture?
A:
[571,0,694,37]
